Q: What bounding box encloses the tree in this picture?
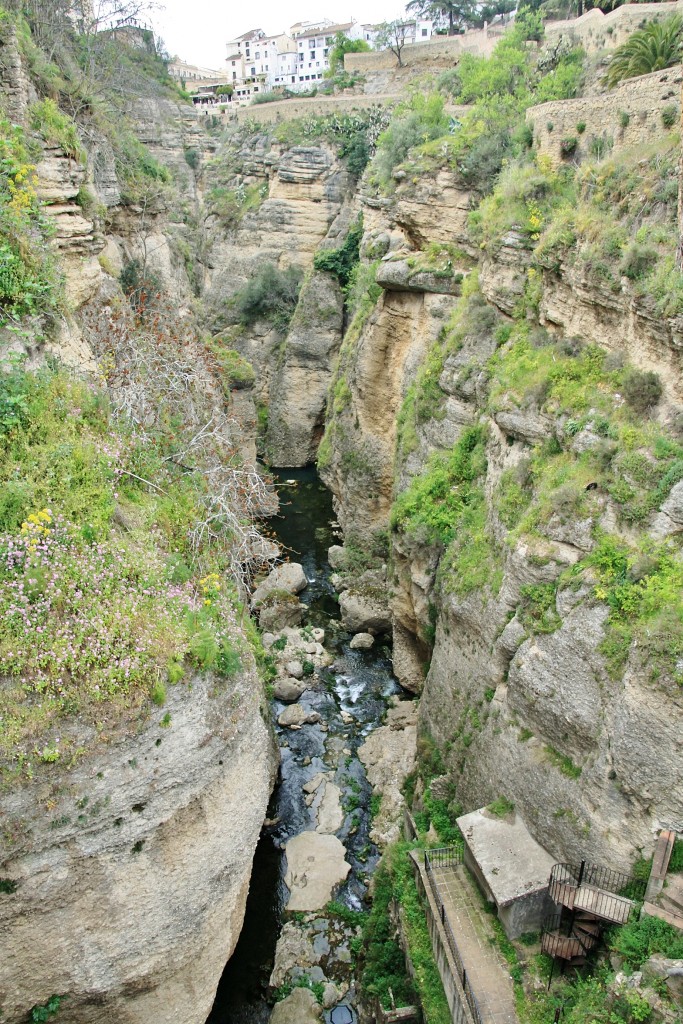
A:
[325,31,371,77]
[406,0,479,36]
[603,14,683,88]
[375,19,410,66]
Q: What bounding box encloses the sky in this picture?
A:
[151,0,405,69]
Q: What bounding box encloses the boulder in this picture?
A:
[349,632,374,650]
[252,563,308,605]
[285,660,305,680]
[273,679,305,703]
[258,594,305,632]
[339,590,391,634]
[278,704,322,729]
[269,987,322,1024]
[327,545,346,570]
[284,832,350,911]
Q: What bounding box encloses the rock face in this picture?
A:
[0,669,278,1024]
[283,832,351,911]
[320,140,683,873]
[267,271,345,467]
[359,701,418,846]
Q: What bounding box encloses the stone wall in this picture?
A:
[344,26,503,74]
[230,92,399,125]
[527,64,681,168]
[545,1,683,54]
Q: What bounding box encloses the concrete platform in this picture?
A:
[456,808,556,938]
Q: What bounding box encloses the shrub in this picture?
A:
[589,134,613,160]
[619,110,630,128]
[613,914,683,966]
[184,147,200,170]
[661,103,679,129]
[620,243,658,281]
[313,217,362,290]
[560,136,578,158]
[206,340,256,392]
[576,120,586,134]
[30,99,85,162]
[621,369,663,414]
[487,796,514,817]
[370,92,449,190]
[235,263,303,332]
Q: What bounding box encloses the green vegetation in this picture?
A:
[206,180,267,228]
[0,119,59,322]
[205,339,256,393]
[668,837,683,873]
[603,15,683,88]
[361,842,450,1022]
[313,216,363,291]
[0,357,268,787]
[544,746,582,779]
[613,913,683,966]
[487,796,515,817]
[29,98,85,162]
[30,996,63,1022]
[367,15,583,196]
[234,263,303,333]
[391,425,487,546]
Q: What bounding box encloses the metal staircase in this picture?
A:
[542,860,647,970]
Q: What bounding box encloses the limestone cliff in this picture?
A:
[0,21,279,1024]
[0,669,278,1024]
[319,105,683,871]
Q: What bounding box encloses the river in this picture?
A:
[206,467,403,1023]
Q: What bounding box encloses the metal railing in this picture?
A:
[426,846,464,870]
[549,861,645,925]
[540,912,598,960]
[424,848,484,1024]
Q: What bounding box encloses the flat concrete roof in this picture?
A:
[456,807,556,908]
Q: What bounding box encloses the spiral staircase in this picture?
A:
[541,861,647,969]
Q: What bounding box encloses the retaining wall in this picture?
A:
[230,92,401,125]
[344,27,503,73]
[526,64,681,168]
[545,1,683,53]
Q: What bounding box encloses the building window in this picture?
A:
[422,27,428,35]
[292,75,295,82]
[299,75,304,80]
[255,51,259,58]
[323,47,328,56]
[250,66,255,75]
[265,64,268,70]
[315,61,319,66]
[232,71,236,79]
[310,50,315,59]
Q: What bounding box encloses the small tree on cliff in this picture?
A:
[375,19,410,66]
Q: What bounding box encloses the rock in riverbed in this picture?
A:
[284,832,350,910]
[273,678,306,703]
[269,986,322,1023]
[278,704,321,729]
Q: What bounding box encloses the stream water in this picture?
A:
[206,467,404,1023]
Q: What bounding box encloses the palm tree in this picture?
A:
[603,15,683,88]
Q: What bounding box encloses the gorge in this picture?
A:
[1,4,683,1024]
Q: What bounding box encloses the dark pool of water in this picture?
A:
[205,467,403,1022]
